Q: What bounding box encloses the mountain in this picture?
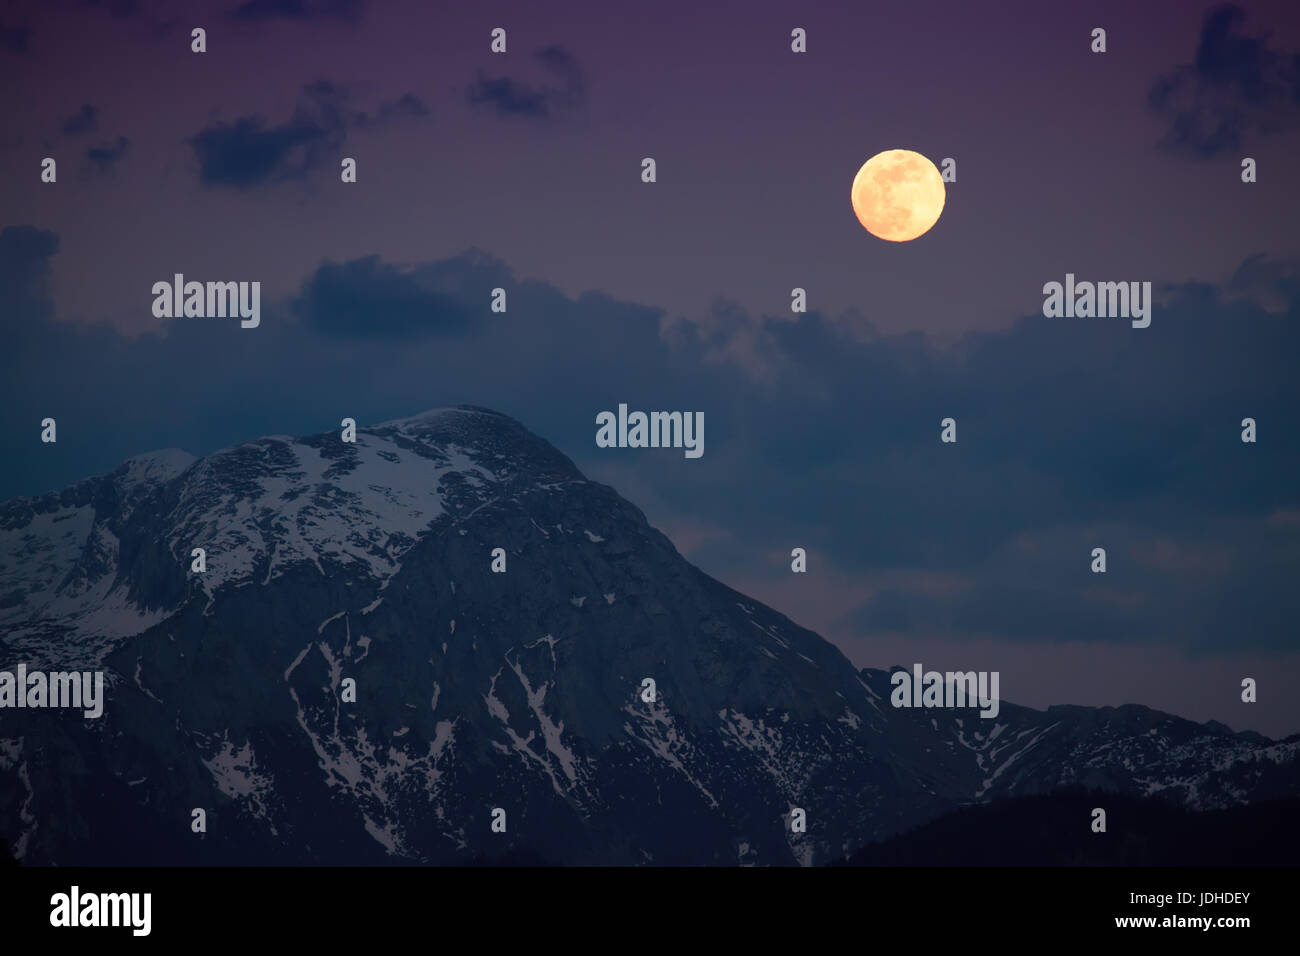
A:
[835,790,1300,866]
[1,406,1297,865]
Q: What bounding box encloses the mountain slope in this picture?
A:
[837,790,1300,866]
[1,406,1295,865]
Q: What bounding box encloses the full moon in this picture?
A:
[851,150,946,242]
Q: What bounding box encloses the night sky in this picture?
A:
[2,0,1299,736]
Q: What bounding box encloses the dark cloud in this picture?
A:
[535,45,585,96]
[290,253,491,340]
[2,233,1298,662]
[0,226,58,320]
[86,135,129,170]
[0,23,30,54]
[351,92,431,128]
[61,105,98,136]
[467,46,586,119]
[1148,4,1300,158]
[1228,253,1300,301]
[189,81,425,187]
[298,78,349,127]
[230,0,363,22]
[190,116,335,186]
[466,76,549,117]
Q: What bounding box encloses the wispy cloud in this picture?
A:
[1148,4,1300,158]
[188,80,427,188]
[467,45,586,119]
[61,104,99,136]
[86,135,129,171]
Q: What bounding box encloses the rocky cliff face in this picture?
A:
[1,406,1295,865]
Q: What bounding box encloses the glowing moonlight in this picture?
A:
[851,149,946,242]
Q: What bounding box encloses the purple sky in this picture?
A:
[4,0,1298,336]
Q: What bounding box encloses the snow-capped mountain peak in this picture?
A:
[2,408,1295,866]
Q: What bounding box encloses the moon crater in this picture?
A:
[851,149,946,242]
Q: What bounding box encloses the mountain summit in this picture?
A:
[1,407,1296,864]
